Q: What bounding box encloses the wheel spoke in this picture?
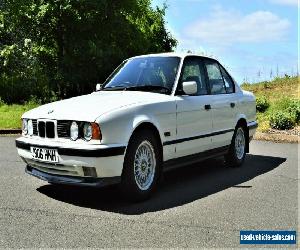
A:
[133,140,156,191]
[235,128,245,160]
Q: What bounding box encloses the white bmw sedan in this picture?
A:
[16,53,257,201]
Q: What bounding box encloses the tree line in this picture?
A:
[0,0,177,104]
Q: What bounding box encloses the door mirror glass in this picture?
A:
[182,81,197,95]
[96,83,102,91]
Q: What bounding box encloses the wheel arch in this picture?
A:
[129,121,163,150]
[125,116,164,160]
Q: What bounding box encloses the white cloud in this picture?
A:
[269,0,298,6]
[184,7,290,46]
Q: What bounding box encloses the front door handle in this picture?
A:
[204,104,211,110]
[230,102,235,108]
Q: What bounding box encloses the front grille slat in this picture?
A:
[32,120,38,135]
[46,121,55,138]
[57,121,71,138]
[36,120,70,139]
[38,121,45,137]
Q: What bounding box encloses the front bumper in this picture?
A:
[16,137,126,182]
[25,165,121,187]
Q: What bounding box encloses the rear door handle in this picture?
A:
[204,104,211,110]
[230,102,235,108]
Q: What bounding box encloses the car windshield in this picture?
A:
[102,56,181,94]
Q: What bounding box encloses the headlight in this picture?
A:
[22,119,28,135]
[27,120,33,136]
[83,122,92,141]
[70,121,79,140]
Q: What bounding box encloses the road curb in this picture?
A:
[0,129,21,135]
[254,132,299,144]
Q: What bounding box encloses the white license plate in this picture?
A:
[30,147,59,163]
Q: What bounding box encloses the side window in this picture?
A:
[180,57,208,95]
[205,61,226,94]
[220,66,234,93]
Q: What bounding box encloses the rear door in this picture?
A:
[203,59,237,149]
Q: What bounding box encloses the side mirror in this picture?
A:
[182,81,197,95]
[96,83,102,91]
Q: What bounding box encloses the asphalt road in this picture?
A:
[0,136,298,248]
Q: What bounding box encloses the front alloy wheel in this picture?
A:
[121,129,161,201]
[134,140,156,191]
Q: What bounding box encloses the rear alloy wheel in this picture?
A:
[235,127,246,160]
[121,130,161,201]
[225,126,247,167]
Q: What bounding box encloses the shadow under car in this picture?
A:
[37,154,286,215]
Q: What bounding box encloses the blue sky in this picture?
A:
[151,0,298,83]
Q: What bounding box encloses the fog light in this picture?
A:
[82,167,97,177]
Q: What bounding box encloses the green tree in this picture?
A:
[0,0,177,103]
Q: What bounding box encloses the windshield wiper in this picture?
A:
[124,85,171,93]
[102,85,171,94]
[102,85,128,91]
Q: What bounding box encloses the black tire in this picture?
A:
[121,129,162,201]
[225,125,247,167]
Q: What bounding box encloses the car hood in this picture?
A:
[22,91,172,121]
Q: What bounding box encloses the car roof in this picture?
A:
[129,52,218,61]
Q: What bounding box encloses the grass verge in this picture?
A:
[0,101,39,129]
[241,76,300,133]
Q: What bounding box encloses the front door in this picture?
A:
[175,56,213,158]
